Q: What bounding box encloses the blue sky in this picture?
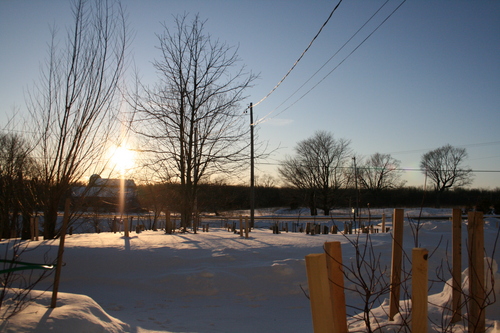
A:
[1,0,499,188]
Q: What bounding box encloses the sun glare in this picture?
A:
[110,145,135,174]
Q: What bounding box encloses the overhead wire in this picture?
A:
[257,0,407,124]
[385,141,500,156]
[251,0,344,110]
[256,0,392,125]
[253,161,500,173]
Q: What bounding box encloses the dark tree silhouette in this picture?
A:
[278,131,351,215]
[131,14,257,231]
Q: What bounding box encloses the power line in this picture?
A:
[257,0,407,124]
[256,0,393,125]
[386,141,500,156]
[252,0,344,110]
[254,161,500,173]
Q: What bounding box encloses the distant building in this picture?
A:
[72,174,141,212]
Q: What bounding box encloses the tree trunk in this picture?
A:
[44,203,59,239]
[309,191,317,216]
[435,191,442,208]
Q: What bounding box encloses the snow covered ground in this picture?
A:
[1,208,499,332]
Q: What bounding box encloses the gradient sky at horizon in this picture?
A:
[1,0,499,188]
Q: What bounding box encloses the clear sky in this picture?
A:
[1,0,499,189]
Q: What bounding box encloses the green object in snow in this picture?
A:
[0,259,55,274]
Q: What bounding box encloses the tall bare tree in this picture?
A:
[26,0,127,239]
[278,131,351,215]
[420,144,473,192]
[131,14,256,231]
[358,153,406,192]
[420,144,473,207]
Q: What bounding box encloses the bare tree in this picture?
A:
[255,174,277,188]
[358,153,406,192]
[0,132,55,319]
[26,0,128,239]
[137,182,172,231]
[131,14,257,231]
[278,131,351,215]
[0,133,37,240]
[420,145,473,207]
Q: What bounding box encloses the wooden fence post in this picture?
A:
[412,248,429,333]
[51,198,70,308]
[30,217,35,241]
[305,253,335,332]
[124,217,129,238]
[451,208,462,323]
[468,211,485,332]
[389,208,404,321]
[244,216,249,239]
[382,213,386,233]
[239,216,243,237]
[324,242,348,333]
[29,216,34,240]
[165,212,172,234]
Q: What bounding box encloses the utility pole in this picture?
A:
[250,103,255,229]
[193,126,198,233]
[353,156,359,230]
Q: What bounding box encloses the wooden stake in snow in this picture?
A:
[244,216,249,239]
[412,248,428,333]
[324,242,348,333]
[166,212,172,234]
[239,216,243,237]
[51,198,70,308]
[468,211,485,332]
[305,253,335,332]
[451,208,462,323]
[124,217,130,238]
[389,208,404,321]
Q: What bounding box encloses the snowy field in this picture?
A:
[1,208,499,332]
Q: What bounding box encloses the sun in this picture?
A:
[110,145,135,174]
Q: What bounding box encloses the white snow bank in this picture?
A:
[0,290,130,333]
[1,209,499,332]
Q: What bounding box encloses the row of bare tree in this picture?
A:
[279,131,473,215]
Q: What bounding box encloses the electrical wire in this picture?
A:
[386,141,500,156]
[257,0,407,124]
[254,161,500,173]
[256,0,392,125]
[252,0,344,110]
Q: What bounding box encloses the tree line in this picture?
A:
[136,182,499,220]
[277,131,474,215]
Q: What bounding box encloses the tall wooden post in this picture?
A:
[305,253,335,332]
[324,242,348,333]
[51,198,70,308]
[30,217,35,241]
[451,208,462,322]
[382,213,386,233]
[244,216,249,239]
[124,217,129,238]
[30,216,40,241]
[468,211,485,332]
[166,212,172,234]
[412,248,429,333]
[389,208,404,321]
[239,216,243,237]
[35,217,39,241]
